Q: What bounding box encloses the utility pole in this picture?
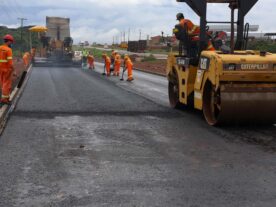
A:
[128,28,130,42]
[139,29,142,41]
[18,17,27,53]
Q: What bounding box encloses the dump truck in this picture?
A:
[167,0,276,125]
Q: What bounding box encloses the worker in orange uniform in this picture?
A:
[176,13,215,51]
[114,52,121,76]
[23,52,30,69]
[87,52,95,70]
[0,34,16,105]
[124,55,134,81]
[102,53,111,76]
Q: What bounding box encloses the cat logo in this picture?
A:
[241,64,269,70]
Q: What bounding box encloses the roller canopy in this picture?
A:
[176,0,258,17]
[29,26,48,32]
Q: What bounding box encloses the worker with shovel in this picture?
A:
[87,52,95,70]
[120,54,133,81]
[102,53,111,76]
[114,52,121,76]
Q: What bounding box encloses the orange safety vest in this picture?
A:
[115,54,121,65]
[23,53,29,66]
[180,19,200,36]
[0,45,13,70]
[105,56,111,64]
[125,58,133,69]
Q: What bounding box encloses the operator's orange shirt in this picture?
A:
[180,19,200,35]
[0,45,13,70]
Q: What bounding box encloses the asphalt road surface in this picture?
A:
[0,65,276,207]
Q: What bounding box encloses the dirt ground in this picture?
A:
[133,60,166,76]
[95,57,166,76]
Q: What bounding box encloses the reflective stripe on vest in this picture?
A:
[7,57,12,60]
[0,59,8,63]
[207,44,214,50]
[1,95,10,98]
[188,25,198,35]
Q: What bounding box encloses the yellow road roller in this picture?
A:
[167,0,276,125]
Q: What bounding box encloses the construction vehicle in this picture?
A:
[34,17,74,66]
[167,0,276,125]
[120,42,128,49]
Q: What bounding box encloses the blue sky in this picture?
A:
[0,0,275,44]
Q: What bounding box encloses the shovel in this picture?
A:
[120,67,126,81]
[102,65,106,75]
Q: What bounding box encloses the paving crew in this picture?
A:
[114,51,121,76]
[87,52,95,70]
[176,13,215,51]
[124,54,134,81]
[102,53,111,76]
[0,34,15,105]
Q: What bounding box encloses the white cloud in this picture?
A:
[0,0,275,44]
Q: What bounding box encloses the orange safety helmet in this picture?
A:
[3,34,14,43]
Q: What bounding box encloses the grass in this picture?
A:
[141,54,157,62]
[72,46,112,59]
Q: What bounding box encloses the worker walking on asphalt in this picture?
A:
[102,53,111,76]
[124,55,134,81]
[176,13,215,51]
[114,52,121,76]
[23,52,30,69]
[0,34,16,105]
[87,52,95,70]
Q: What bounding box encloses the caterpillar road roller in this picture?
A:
[167,0,276,125]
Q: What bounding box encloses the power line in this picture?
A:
[14,0,24,17]
[7,0,22,18]
[18,17,27,53]
[0,1,13,21]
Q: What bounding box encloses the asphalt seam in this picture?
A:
[12,110,182,119]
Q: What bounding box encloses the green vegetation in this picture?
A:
[90,48,112,59]
[0,26,40,57]
[142,54,157,62]
[247,40,276,53]
[72,46,112,59]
